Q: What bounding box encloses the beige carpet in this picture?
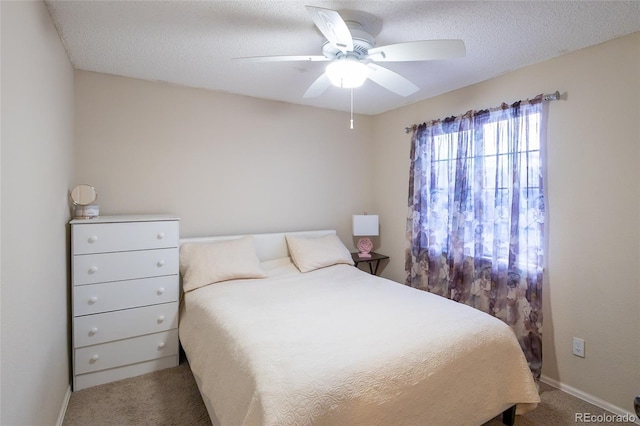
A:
[64,361,622,426]
[64,362,211,426]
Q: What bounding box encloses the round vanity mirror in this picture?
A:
[70,184,97,206]
[70,184,99,219]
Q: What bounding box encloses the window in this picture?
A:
[413,106,544,273]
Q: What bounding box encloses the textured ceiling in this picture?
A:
[46,1,640,115]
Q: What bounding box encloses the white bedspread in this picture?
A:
[180,258,540,426]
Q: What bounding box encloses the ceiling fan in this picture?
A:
[235,6,465,98]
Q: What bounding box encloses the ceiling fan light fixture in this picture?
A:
[326,58,369,88]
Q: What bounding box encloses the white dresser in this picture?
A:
[70,214,180,390]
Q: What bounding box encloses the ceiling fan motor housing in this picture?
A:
[322,22,375,60]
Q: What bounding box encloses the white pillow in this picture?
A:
[286,234,354,273]
[180,235,266,292]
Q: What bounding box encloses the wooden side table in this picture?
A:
[351,252,389,275]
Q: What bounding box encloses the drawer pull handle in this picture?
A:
[157,287,165,295]
[89,327,99,336]
[157,232,165,240]
[158,342,166,349]
[88,266,98,274]
[157,260,165,267]
[88,236,98,243]
[88,297,98,305]
[90,354,99,363]
[157,315,165,324]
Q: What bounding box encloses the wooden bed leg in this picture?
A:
[502,405,516,426]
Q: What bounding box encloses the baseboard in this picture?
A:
[540,375,639,425]
[56,385,71,426]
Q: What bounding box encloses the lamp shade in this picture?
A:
[352,214,379,236]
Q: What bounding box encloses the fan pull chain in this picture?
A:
[350,88,354,130]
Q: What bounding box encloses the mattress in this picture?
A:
[179,257,540,426]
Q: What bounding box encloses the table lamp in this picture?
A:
[352,214,379,258]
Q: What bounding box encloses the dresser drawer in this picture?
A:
[73,248,178,285]
[74,356,178,391]
[72,220,179,254]
[75,329,179,375]
[74,302,178,347]
[73,276,178,316]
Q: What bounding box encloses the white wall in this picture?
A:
[1,1,75,425]
[372,32,640,413]
[74,71,375,246]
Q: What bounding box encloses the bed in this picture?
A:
[178,230,540,426]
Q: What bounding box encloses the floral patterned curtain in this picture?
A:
[405,97,545,379]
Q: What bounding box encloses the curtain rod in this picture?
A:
[403,91,561,134]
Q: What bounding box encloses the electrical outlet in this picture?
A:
[573,337,585,358]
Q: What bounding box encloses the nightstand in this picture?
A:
[351,252,389,275]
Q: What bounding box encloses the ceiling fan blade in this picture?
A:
[366,63,419,97]
[367,39,465,62]
[234,55,329,63]
[303,73,332,98]
[305,6,353,54]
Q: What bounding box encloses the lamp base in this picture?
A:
[356,237,373,258]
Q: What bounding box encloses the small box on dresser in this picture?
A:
[70,214,180,391]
